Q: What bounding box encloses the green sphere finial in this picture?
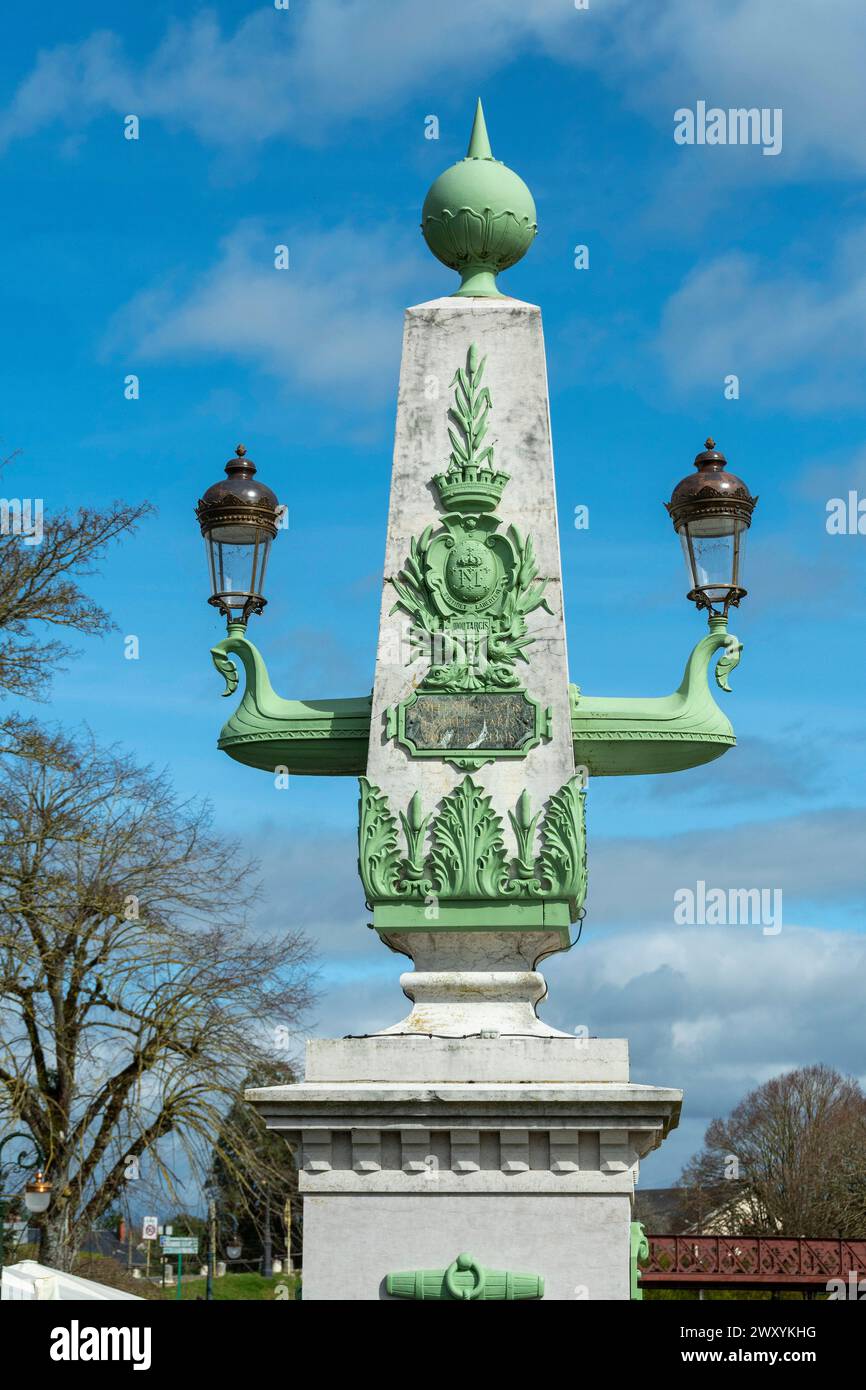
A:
[421,99,537,298]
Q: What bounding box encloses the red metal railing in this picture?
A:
[640,1236,866,1288]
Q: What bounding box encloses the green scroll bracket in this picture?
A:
[631,1221,649,1301]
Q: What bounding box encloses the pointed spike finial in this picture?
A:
[466,98,493,160]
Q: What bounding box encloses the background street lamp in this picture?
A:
[24,1172,51,1215]
[667,437,758,619]
[0,1133,49,1268]
[195,444,283,629]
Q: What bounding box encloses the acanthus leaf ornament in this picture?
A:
[358,780,403,902]
[358,774,587,927]
[428,777,509,898]
[537,777,588,902]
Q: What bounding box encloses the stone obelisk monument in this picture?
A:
[247,102,681,1301]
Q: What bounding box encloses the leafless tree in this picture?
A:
[0,449,152,755]
[679,1064,866,1236]
[208,1062,300,1273]
[0,732,316,1268]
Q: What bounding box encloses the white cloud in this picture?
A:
[549,922,866,1178]
[103,221,423,395]
[0,4,576,153]
[586,808,866,924]
[618,0,866,178]
[656,233,866,408]
[3,1,865,181]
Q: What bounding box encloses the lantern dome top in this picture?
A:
[196,444,280,538]
[421,99,537,299]
[666,437,757,530]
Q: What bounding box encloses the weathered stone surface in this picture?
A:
[247,1073,681,1300]
[302,1194,632,1301]
[376,929,570,1035]
[367,296,574,858]
[305,1035,630,1083]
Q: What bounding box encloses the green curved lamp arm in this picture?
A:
[670,616,743,698]
[209,619,744,781]
[209,626,371,777]
[571,616,744,777]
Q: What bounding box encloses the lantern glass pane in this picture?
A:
[680,514,746,601]
[204,523,273,613]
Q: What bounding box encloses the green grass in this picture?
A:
[174,1271,300,1301]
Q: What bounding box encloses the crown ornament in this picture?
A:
[433,342,510,514]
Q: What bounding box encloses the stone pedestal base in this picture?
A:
[247,1036,681,1301]
[377,931,572,1036]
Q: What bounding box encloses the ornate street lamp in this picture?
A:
[195,444,282,628]
[201,102,767,1300]
[666,437,758,619]
[0,1132,48,1267]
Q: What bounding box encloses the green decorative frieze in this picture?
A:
[386,1252,544,1301]
[358,772,586,931]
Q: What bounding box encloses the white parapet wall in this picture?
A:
[1,1260,142,1300]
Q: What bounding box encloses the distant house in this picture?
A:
[633,1187,690,1232]
[635,1184,756,1234]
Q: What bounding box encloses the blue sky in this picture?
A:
[1,0,865,1185]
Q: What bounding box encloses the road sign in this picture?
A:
[161,1235,199,1254]
[142,1216,158,1241]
